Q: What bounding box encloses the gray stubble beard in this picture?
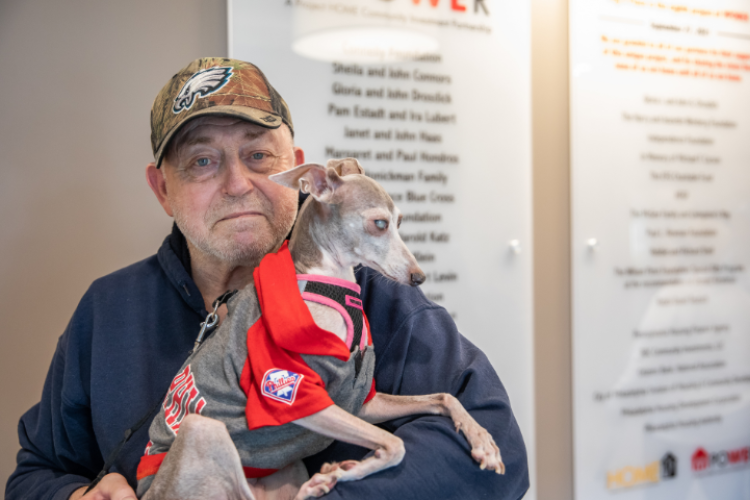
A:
[174,191,298,269]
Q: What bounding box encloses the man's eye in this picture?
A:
[196,158,210,167]
[374,220,388,230]
[247,151,279,173]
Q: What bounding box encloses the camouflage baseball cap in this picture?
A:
[151,57,294,168]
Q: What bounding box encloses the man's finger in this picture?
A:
[82,473,137,500]
[103,473,137,500]
[110,483,137,500]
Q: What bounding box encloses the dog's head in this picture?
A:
[270,158,425,287]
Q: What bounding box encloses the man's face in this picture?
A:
[158,116,300,266]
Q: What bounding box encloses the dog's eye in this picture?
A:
[374,220,388,230]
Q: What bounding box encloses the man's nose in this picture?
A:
[222,154,254,197]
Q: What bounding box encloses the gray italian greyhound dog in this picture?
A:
[139,158,504,500]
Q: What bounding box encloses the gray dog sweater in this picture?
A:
[136,246,375,497]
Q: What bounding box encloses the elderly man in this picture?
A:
[6,58,529,500]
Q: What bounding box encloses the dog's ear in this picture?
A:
[327,157,365,176]
[269,163,342,203]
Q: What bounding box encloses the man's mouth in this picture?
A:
[219,211,263,222]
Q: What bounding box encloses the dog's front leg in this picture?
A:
[292,405,405,499]
[359,393,505,474]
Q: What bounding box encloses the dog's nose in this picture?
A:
[410,272,426,286]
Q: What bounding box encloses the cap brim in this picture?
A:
[154,105,284,168]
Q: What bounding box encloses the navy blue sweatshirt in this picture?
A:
[6,226,529,500]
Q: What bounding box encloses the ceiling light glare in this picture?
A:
[291,0,440,64]
[294,26,439,63]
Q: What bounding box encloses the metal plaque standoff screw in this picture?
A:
[509,239,521,254]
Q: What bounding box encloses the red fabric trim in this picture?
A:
[363,313,373,349]
[361,312,377,404]
[137,453,167,481]
[243,466,280,478]
[137,452,279,481]
[363,378,377,404]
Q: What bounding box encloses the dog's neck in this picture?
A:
[288,199,357,284]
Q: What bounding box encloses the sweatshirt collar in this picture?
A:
[157,224,208,317]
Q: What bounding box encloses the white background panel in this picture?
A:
[571,0,750,498]
[230,0,535,496]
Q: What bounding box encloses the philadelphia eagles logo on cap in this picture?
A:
[173,66,232,114]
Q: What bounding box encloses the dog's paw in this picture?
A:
[294,468,344,500]
[472,444,505,475]
[459,421,505,475]
[319,461,359,475]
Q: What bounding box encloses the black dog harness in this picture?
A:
[298,274,366,374]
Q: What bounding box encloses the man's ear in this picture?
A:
[146,162,174,217]
[269,163,342,203]
[327,157,365,176]
[294,146,305,166]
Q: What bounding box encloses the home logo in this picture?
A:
[607,461,659,490]
[692,448,710,471]
[692,446,750,473]
[607,453,678,490]
[662,452,678,478]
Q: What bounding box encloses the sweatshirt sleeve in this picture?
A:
[5,291,102,500]
[304,304,530,500]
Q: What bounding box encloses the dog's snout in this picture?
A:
[410,272,426,286]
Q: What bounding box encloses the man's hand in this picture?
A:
[69,474,136,500]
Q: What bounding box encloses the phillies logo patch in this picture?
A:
[173,66,232,113]
[261,369,303,405]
